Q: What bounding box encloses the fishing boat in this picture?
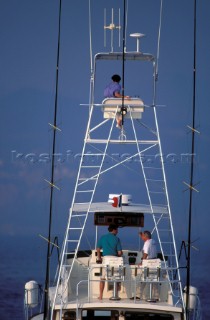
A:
[24,1,202,319]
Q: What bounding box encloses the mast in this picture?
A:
[186,0,197,318]
[43,0,62,319]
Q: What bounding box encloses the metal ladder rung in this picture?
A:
[68,227,83,230]
[144,167,162,170]
[72,214,87,217]
[83,153,104,156]
[76,190,94,193]
[149,191,165,194]
[81,166,101,168]
[67,240,79,242]
[146,179,164,182]
[78,177,97,181]
[154,215,169,218]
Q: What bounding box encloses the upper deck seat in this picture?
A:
[102,97,144,119]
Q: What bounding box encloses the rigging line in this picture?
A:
[75,216,93,251]
[136,120,157,136]
[78,144,157,187]
[89,143,151,178]
[39,234,60,249]
[186,0,197,318]
[43,0,62,319]
[156,0,163,77]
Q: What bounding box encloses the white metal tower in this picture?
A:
[51,36,183,318]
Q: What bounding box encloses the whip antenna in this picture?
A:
[121,0,127,126]
[156,0,163,77]
[104,8,121,51]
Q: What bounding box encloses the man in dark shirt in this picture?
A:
[96,224,123,299]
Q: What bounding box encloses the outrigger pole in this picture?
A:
[186,0,198,318]
[43,0,62,319]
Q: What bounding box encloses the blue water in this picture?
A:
[0,236,46,320]
[0,235,209,319]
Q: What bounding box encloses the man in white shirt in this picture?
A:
[137,230,158,300]
[140,230,157,261]
[130,230,157,300]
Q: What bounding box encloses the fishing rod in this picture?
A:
[43,0,62,319]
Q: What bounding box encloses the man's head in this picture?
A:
[139,230,151,241]
[112,74,121,83]
[108,224,118,234]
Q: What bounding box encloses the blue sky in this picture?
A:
[0,0,210,257]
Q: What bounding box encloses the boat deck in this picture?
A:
[54,296,183,314]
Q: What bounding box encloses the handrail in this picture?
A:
[74,277,182,304]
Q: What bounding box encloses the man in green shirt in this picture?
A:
[96,224,123,299]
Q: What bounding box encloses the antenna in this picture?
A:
[118,8,121,47]
[104,8,121,52]
[130,33,145,52]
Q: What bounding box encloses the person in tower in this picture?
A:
[104,74,130,129]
